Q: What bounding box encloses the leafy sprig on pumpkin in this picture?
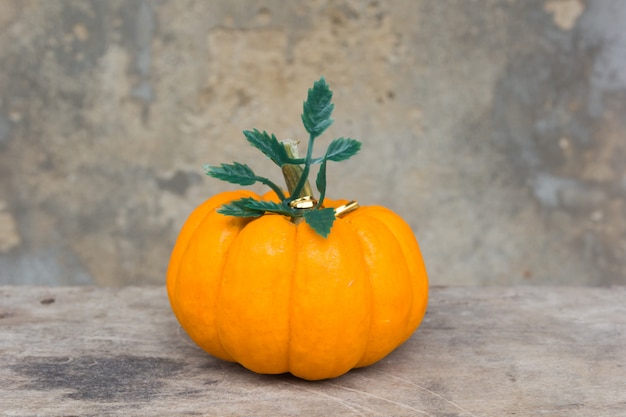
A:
[204,77,361,237]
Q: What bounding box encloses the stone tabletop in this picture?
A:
[1,286,625,416]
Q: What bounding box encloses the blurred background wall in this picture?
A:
[0,0,624,286]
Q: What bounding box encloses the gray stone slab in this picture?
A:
[1,286,625,416]
[2,1,626,287]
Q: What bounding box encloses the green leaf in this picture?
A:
[303,208,336,238]
[243,129,289,167]
[205,162,287,201]
[217,198,265,217]
[325,138,362,162]
[238,198,294,217]
[217,197,293,218]
[315,158,327,204]
[204,162,257,186]
[302,77,334,138]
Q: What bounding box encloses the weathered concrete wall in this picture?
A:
[0,0,624,286]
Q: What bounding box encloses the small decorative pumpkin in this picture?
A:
[167,78,428,380]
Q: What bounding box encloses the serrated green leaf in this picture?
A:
[205,162,287,201]
[217,198,265,217]
[315,158,327,202]
[218,197,294,218]
[303,208,336,238]
[239,198,294,217]
[302,77,334,137]
[243,129,289,167]
[325,138,362,162]
[204,162,257,186]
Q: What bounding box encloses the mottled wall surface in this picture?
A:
[0,0,624,286]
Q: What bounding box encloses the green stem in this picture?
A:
[257,176,287,201]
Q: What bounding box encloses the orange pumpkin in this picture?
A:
[167,190,428,380]
[166,78,428,380]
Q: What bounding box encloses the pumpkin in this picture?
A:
[167,78,428,380]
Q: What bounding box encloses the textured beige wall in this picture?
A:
[0,0,625,286]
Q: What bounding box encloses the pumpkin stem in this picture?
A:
[204,77,362,237]
[281,140,314,199]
